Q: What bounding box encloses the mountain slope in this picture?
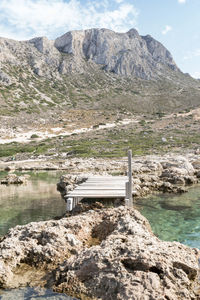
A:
[0,28,200,120]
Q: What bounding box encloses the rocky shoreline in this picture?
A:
[0,152,200,299]
[57,153,200,202]
[1,152,200,196]
[0,207,199,299]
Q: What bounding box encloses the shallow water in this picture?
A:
[0,171,66,237]
[0,287,76,299]
[0,174,200,298]
[135,185,200,249]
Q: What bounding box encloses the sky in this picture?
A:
[0,0,199,78]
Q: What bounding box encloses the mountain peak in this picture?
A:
[53,27,178,79]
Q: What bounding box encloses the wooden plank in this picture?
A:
[81,184,126,186]
[87,177,127,180]
[86,180,127,182]
[87,176,126,179]
[68,191,126,196]
[75,188,125,191]
[68,189,126,193]
[85,183,126,185]
[87,176,127,180]
[77,186,125,189]
[68,195,126,198]
[67,196,126,198]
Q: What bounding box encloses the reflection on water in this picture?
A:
[0,287,76,300]
[0,171,66,236]
[135,185,200,249]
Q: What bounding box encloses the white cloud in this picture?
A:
[191,72,200,79]
[0,0,139,40]
[162,25,172,35]
[178,0,186,3]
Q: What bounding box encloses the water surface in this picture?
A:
[0,171,65,236]
[0,287,76,299]
[135,185,200,249]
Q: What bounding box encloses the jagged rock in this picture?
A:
[0,28,179,81]
[0,207,199,299]
[54,28,179,79]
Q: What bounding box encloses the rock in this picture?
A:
[0,207,199,299]
[54,28,179,79]
[57,154,200,200]
[0,174,29,184]
[0,71,12,85]
[0,28,179,82]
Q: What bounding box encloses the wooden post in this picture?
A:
[128,150,133,206]
[125,181,130,206]
[66,198,73,211]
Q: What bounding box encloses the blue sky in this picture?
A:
[0,0,199,78]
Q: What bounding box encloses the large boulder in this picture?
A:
[0,207,199,299]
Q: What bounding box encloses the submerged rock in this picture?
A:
[0,207,199,299]
[0,287,74,300]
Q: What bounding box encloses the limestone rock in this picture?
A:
[54,28,179,79]
[0,207,199,299]
[0,28,180,81]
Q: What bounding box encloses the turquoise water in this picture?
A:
[0,173,200,299]
[0,171,200,249]
[135,185,200,249]
[0,171,66,237]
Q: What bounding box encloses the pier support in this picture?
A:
[125,150,133,206]
[66,198,73,211]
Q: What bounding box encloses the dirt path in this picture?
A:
[0,118,138,144]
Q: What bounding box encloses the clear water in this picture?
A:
[0,173,200,299]
[135,185,200,249]
[0,287,76,299]
[0,171,66,237]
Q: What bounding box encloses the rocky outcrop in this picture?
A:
[0,70,12,85]
[0,28,179,80]
[0,207,199,299]
[54,28,179,79]
[0,173,29,184]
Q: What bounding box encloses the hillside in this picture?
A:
[0,28,200,159]
[0,28,200,120]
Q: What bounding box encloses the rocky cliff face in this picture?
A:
[0,28,178,82]
[55,28,178,79]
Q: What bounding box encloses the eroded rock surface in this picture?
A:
[0,28,179,81]
[0,207,199,299]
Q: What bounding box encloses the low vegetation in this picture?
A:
[1,110,199,160]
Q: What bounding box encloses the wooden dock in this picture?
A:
[65,150,133,211]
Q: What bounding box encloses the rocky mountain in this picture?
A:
[54,28,179,79]
[0,28,200,118]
